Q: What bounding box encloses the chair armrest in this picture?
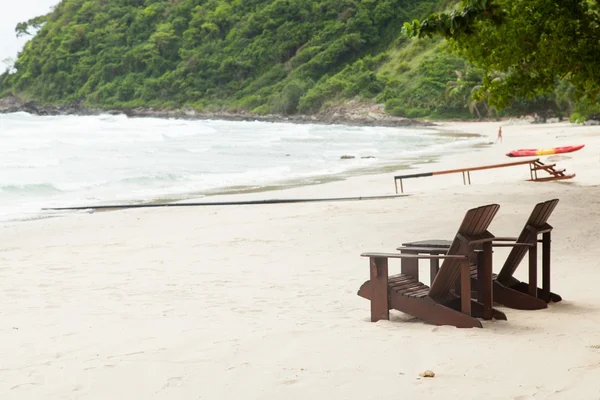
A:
[491,237,518,242]
[395,246,449,253]
[492,242,534,248]
[361,252,467,260]
[470,236,520,244]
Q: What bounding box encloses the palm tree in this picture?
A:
[446,68,490,119]
[460,70,504,119]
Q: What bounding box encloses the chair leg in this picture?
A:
[476,251,485,303]
[430,258,439,284]
[369,257,389,322]
[481,242,493,320]
[541,232,551,302]
[528,242,538,297]
[401,254,419,280]
[497,232,562,305]
[460,261,471,316]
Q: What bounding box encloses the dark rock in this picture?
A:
[0,96,437,128]
[0,95,22,111]
[340,155,355,159]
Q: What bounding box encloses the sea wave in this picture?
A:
[0,183,63,194]
[118,173,186,185]
[0,112,483,222]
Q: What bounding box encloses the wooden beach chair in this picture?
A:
[357,204,507,328]
[487,198,562,309]
[399,199,562,310]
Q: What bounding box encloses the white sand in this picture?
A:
[1,121,600,399]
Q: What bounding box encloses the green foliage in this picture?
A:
[15,14,48,38]
[377,38,481,119]
[3,0,598,121]
[272,79,307,114]
[1,0,442,110]
[405,0,600,110]
[384,99,429,118]
[573,94,600,120]
[298,54,388,113]
[252,104,272,115]
[569,113,585,124]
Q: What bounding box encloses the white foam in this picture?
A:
[0,113,481,221]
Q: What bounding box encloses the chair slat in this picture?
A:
[429,204,500,300]
[498,199,559,281]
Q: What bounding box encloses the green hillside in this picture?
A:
[0,0,595,120]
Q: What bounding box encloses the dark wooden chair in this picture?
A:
[487,198,562,309]
[357,204,507,328]
[399,199,562,310]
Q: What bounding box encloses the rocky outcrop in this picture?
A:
[0,95,117,117]
[0,95,22,111]
[0,95,435,128]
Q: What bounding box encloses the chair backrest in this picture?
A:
[428,204,500,301]
[497,199,559,281]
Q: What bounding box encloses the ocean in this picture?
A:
[0,112,485,222]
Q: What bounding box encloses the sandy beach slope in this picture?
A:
[1,121,599,399]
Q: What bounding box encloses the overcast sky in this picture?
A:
[1,0,59,68]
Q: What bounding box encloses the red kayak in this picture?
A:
[506,144,585,158]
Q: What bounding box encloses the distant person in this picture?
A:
[496,126,503,143]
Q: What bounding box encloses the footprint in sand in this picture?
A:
[107,351,145,359]
[72,384,84,392]
[159,377,184,391]
[10,382,40,390]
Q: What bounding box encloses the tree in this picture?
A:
[445,68,488,118]
[2,58,16,74]
[15,15,48,37]
[0,0,459,116]
[404,0,600,109]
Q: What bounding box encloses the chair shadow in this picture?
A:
[359,300,599,333]
[542,300,600,316]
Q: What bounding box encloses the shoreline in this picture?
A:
[0,111,488,224]
[4,139,483,224]
[2,117,590,226]
[1,123,487,224]
[2,120,600,399]
[1,95,443,128]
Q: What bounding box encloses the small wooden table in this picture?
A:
[398,239,495,320]
[397,240,451,284]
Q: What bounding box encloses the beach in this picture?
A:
[1,120,600,399]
